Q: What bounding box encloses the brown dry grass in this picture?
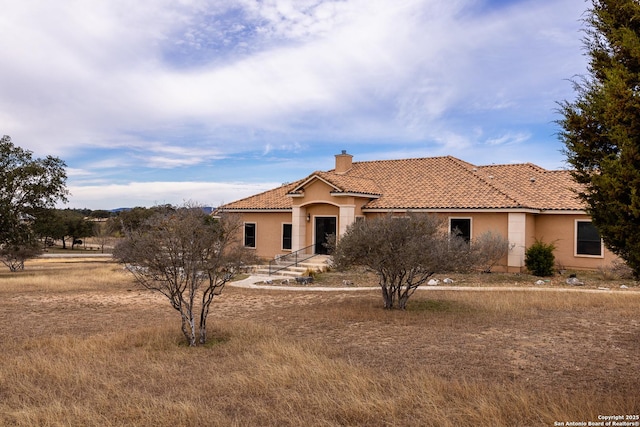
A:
[0,258,638,426]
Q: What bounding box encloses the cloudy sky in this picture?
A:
[1,0,589,210]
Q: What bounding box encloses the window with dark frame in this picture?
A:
[282,223,292,250]
[450,218,471,243]
[576,221,602,256]
[244,223,256,248]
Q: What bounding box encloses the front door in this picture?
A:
[314,217,336,254]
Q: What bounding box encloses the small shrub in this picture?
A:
[597,265,617,281]
[597,260,634,280]
[303,268,318,278]
[525,240,556,277]
[472,230,510,273]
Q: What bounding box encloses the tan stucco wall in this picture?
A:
[363,211,513,270]
[233,205,619,273]
[466,212,508,236]
[447,212,510,271]
[295,180,335,204]
[236,212,292,261]
[525,214,537,249]
[534,214,619,271]
[354,197,369,217]
[361,211,617,272]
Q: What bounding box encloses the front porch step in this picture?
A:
[254,255,332,277]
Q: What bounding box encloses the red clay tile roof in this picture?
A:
[219,181,301,210]
[341,156,520,209]
[220,156,584,211]
[474,163,583,210]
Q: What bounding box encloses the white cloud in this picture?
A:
[1,0,589,209]
[65,168,93,177]
[65,181,279,210]
[1,0,478,153]
[239,0,354,40]
[485,132,531,147]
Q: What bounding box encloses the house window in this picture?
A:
[450,218,471,243]
[576,220,602,256]
[244,223,256,248]
[282,223,292,250]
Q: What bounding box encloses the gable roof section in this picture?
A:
[287,171,381,197]
[219,156,584,212]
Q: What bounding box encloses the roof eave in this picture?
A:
[361,207,542,213]
[538,209,587,214]
[216,208,292,212]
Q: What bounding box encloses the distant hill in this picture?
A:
[108,207,214,214]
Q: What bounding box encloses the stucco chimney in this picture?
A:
[335,150,353,174]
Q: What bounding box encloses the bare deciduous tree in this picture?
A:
[113,205,254,346]
[332,213,509,309]
[471,230,510,273]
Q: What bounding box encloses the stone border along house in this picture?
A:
[219,151,618,273]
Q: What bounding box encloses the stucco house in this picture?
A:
[219,151,618,272]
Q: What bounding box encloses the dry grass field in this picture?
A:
[0,257,639,426]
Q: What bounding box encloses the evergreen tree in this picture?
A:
[558,0,640,277]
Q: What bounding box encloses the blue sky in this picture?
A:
[1,0,589,210]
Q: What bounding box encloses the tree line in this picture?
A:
[3,202,199,269]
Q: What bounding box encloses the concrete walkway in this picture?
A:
[230,275,640,294]
[231,275,376,292]
[39,253,112,258]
